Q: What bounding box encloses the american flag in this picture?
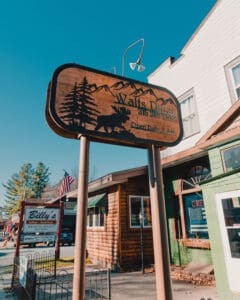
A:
[60,171,74,196]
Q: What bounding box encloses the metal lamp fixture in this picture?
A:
[122,38,145,76]
[129,58,145,72]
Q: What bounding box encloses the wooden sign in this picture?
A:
[46,64,183,148]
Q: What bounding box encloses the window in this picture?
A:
[88,209,94,227]
[87,207,105,227]
[88,207,105,227]
[232,64,240,99]
[183,193,208,239]
[216,191,240,292]
[222,197,240,258]
[179,90,200,138]
[183,165,211,189]
[222,145,240,172]
[87,193,107,228]
[129,196,152,228]
[175,165,210,243]
[225,56,240,103]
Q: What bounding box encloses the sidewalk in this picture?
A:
[0,241,219,299]
[0,267,17,300]
[111,271,218,300]
[0,254,218,300]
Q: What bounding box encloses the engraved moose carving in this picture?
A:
[95,106,131,133]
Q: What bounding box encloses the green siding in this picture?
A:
[209,148,223,177]
[201,140,240,300]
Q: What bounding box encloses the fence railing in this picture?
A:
[11,250,111,299]
[85,269,111,299]
[35,269,72,300]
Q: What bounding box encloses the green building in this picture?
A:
[162,100,240,299]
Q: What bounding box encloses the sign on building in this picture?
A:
[46,64,183,148]
[23,208,59,233]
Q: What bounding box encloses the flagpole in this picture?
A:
[73,135,90,300]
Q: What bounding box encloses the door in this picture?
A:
[216,190,240,292]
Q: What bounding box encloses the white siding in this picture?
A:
[148,0,240,158]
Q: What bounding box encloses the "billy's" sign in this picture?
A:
[23,208,59,233]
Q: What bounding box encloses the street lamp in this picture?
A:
[139,210,145,274]
[122,38,145,77]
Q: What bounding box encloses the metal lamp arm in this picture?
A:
[121,38,145,76]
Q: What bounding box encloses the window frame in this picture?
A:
[87,206,106,228]
[174,165,211,248]
[178,89,200,139]
[224,55,240,104]
[221,144,240,172]
[129,195,152,229]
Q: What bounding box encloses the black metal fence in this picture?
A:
[11,250,111,299]
[85,269,111,299]
[35,269,72,300]
[12,250,57,300]
[11,255,37,300]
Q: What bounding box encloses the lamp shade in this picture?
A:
[129,62,137,70]
[138,64,145,72]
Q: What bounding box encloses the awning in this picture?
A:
[88,193,107,208]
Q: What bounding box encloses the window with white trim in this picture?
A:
[222,144,240,172]
[179,90,200,138]
[129,196,152,228]
[87,206,105,227]
[232,64,240,99]
[87,193,107,228]
[225,56,240,103]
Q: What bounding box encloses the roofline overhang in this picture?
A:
[161,146,207,168]
[47,166,148,203]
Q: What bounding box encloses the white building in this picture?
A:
[148,1,240,298]
[148,0,240,160]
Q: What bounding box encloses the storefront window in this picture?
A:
[222,197,240,258]
[175,165,210,242]
[130,196,151,228]
[184,193,209,239]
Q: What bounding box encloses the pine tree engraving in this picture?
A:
[59,82,80,127]
[77,77,99,128]
[59,77,99,129]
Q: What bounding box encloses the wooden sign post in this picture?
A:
[72,136,89,300]
[148,145,173,300]
[46,63,183,300]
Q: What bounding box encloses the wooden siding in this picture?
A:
[86,186,119,268]
[119,175,154,270]
[86,174,155,271]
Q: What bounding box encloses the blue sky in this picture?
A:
[0,0,217,206]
